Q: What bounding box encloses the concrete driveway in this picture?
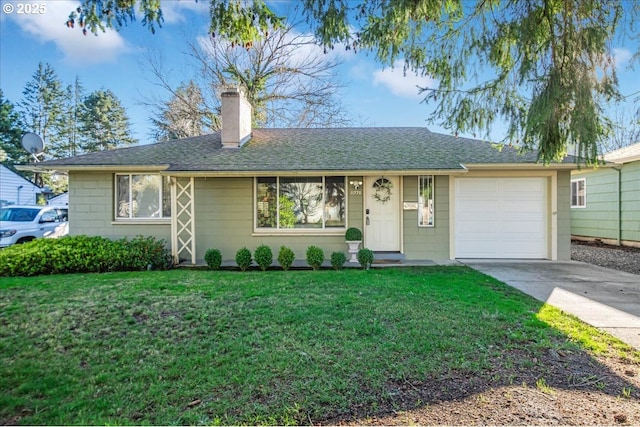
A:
[463,260,640,350]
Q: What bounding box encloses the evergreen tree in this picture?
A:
[0,90,30,167]
[19,62,67,160]
[60,76,85,157]
[79,89,137,151]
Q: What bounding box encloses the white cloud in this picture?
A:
[8,0,128,65]
[160,0,209,24]
[613,47,632,69]
[372,61,437,98]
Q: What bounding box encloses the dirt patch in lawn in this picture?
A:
[322,346,640,426]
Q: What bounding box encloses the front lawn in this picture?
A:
[0,267,637,425]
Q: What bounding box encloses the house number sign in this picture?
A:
[350,190,362,196]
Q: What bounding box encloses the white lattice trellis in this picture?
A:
[171,177,196,264]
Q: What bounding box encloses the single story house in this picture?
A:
[571,142,640,247]
[0,164,42,206]
[29,88,576,264]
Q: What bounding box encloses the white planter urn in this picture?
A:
[346,241,361,263]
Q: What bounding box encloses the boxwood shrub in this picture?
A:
[357,248,375,270]
[306,245,324,270]
[330,251,347,270]
[254,244,273,271]
[277,245,295,271]
[204,248,222,270]
[235,247,252,271]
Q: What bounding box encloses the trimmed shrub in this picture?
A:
[357,248,375,270]
[0,235,171,277]
[125,235,173,270]
[204,248,222,270]
[306,245,324,270]
[254,244,273,271]
[330,251,347,270]
[235,247,252,271]
[277,245,295,271]
[345,227,362,241]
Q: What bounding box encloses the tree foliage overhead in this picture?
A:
[70,0,638,164]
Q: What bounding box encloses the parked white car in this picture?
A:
[0,205,69,248]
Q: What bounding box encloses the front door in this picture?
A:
[364,176,400,251]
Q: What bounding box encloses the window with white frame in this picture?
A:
[418,175,435,227]
[571,178,586,208]
[115,174,171,219]
[256,176,346,229]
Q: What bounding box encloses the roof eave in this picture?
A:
[162,168,470,177]
[16,164,171,173]
[463,163,578,170]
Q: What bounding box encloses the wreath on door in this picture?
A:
[372,178,393,203]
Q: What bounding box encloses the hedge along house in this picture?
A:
[570,142,640,248]
[29,88,577,264]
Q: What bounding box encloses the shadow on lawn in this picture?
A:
[317,284,640,425]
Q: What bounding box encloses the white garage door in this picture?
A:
[455,177,547,258]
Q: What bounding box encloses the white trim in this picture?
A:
[254,175,348,233]
[551,172,558,260]
[114,173,171,220]
[570,178,587,208]
[111,220,171,225]
[418,175,435,228]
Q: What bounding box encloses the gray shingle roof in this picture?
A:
[37,127,572,172]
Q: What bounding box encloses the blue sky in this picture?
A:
[1,0,638,147]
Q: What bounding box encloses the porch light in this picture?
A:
[349,180,363,190]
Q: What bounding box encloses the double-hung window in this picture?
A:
[115,174,171,219]
[418,175,435,227]
[256,176,346,230]
[571,178,586,208]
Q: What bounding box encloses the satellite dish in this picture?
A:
[21,133,44,158]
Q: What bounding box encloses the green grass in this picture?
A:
[0,267,636,425]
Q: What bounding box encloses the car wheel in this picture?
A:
[16,237,34,244]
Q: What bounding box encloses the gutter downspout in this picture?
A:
[614,167,622,246]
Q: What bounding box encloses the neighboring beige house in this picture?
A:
[29,88,576,264]
[571,142,640,247]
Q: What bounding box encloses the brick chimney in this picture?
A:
[221,86,252,148]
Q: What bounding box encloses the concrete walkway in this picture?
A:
[463,260,640,350]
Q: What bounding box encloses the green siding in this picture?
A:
[68,172,171,243]
[193,177,361,261]
[402,175,450,260]
[571,161,640,243]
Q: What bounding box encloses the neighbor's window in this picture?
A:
[256,176,346,230]
[418,175,435,227]
[571,178,586,208]
[116,174,171,219]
